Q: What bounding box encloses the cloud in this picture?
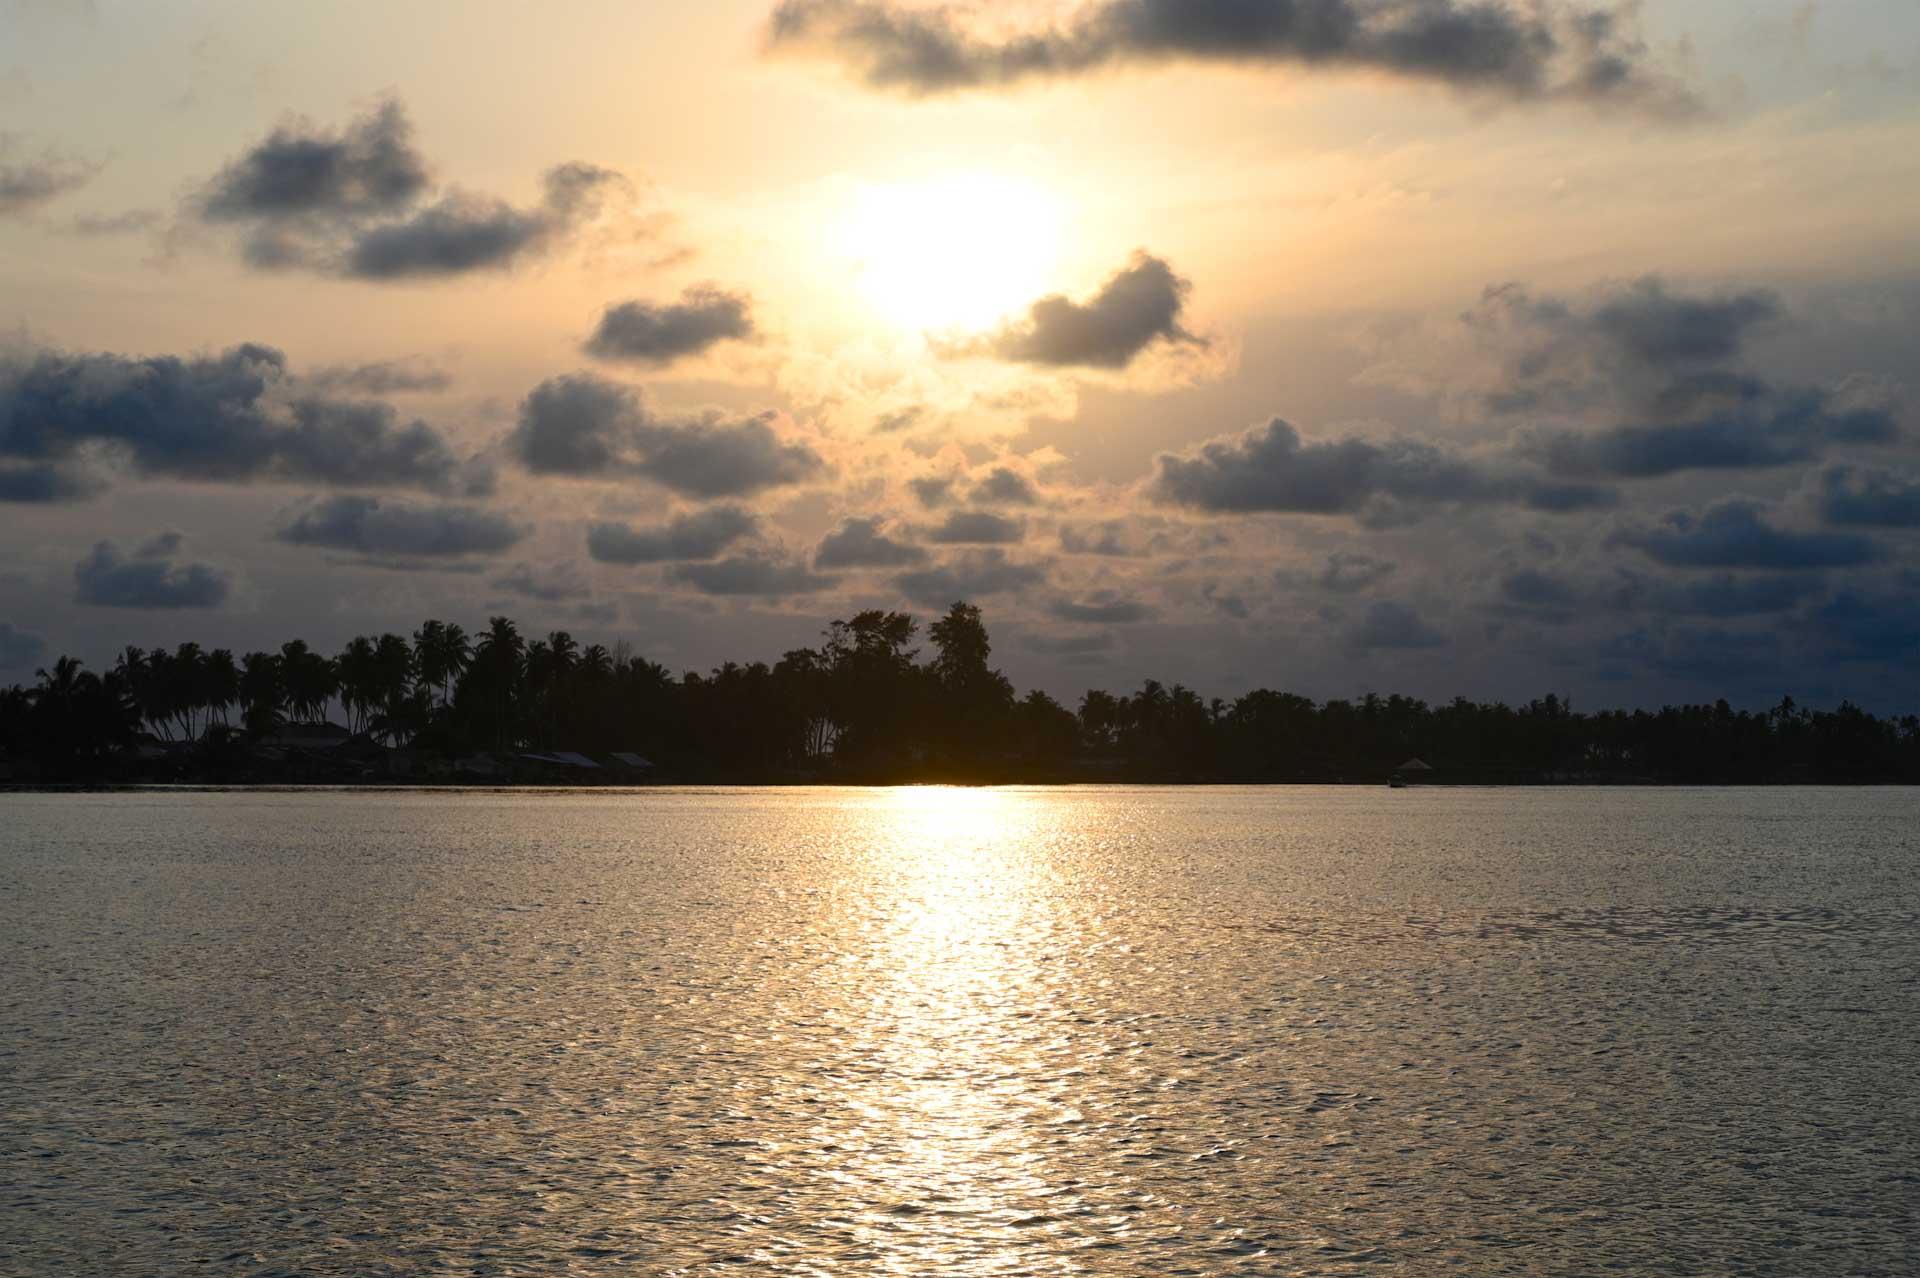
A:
[909,474,955,507]
[509,374,639,475]
[508,373,824,496]
[766,0,1695,114]
[925,509,1026,544]
[0,137,96,217]
[308,357,452,395]
[1626,572,1823,618]
[199,98,429,225]
[490,561,594,602]
[894,548,1046,605]
[0,342,487,497]
[1610,500,1883,570]
[873,405,925,434]
[1316,551,1397,594]
[587,506,759,564]
[1478,279,1902,480]
[1058,519,1142,557]
[945,253,1199,369]
[66,208,161,236]
[637,411,824,498]
[0,462,103,503]
[669,552,835,596]
[1531,389,1900,480]
[345,163,622,279]
[1498,569,1580,613]
[1051,593,1153,623]
[195,99,623,278]
[1347,600,1447,650]
[1817,465,1920,528]
[73,535,231,609]
[813,516,927,568]
[276,495,525,559]
[968,465,1040,506]
[1023,630,1116,657]
[1151,417,1574,519]
[0,621,48,671]
[1589,279,1780,371]
[1814,590,1920,663]
[584,287,755,365]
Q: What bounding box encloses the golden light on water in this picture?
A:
[836,174,1067,335]
[814,787,1086,1272]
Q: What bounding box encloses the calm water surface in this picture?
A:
[2,786,1916,1276]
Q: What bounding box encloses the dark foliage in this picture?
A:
[5,608,1919,784]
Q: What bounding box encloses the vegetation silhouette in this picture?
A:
[4,602,1918,784]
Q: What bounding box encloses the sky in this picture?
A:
[2,0,1918,710]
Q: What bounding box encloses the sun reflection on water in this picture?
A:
[811,787,1094,1275]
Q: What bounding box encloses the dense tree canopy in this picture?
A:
[5,602,1919,784]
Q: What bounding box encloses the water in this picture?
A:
[2,786,1916,1276]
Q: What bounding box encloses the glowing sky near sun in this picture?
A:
[2,0,1919,708]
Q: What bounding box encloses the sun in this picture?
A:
[836,172,1066,336]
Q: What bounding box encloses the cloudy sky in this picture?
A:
[3,0,1918,708]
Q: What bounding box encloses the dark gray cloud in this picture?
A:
[894,549,1046,605]
[275,495,525,559]
[925,509,1026,544]
[1817,465,1920,528]
[873,405,925,434]
[584,287,755,365]
[587,506,759,564]
[73,535,231,609]
[1484,278,1902,480]
[1058,520,1142,557]
[0,621,49,671]
[0,342,486,497]
[509,374,639,475]
[309,357,452,395]
[813,517,927,568]
[508,373,824,497]
[669,552,835,596]
[1591,279,1781,371]
[1814,589,1920,664]
[1203,585,1251,619]
[1023,630,1116,657]
[1347,599,1447,649]
[0,139,96,216]
[345,163,621,279]
[1316,550,1397,594]
[1478,279,1779,413]
[767,0,1693,113]
[968,466,1040,505]
[490,561,594,602]
[1531,389,1900,480]
[637,411,824,498]
[1610,500,1883,570]
[1618,571,1822,618]
[909,474,955,507]
[1151,417,1575,518]
[1051,593,1154,623]
[1497,569,1580,618]
[196,100,621,278]
[66,208,161,236]
[948,253,1198,368]
[200,98,428,224]
[0,462,102,503]
[1525,481,1619,511]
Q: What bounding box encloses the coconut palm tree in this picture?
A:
[238,651,284,738]
[204,648,240,729]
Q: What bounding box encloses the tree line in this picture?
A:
[5,602,1919,783]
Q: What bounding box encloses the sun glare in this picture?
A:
[837,173,1066,336]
